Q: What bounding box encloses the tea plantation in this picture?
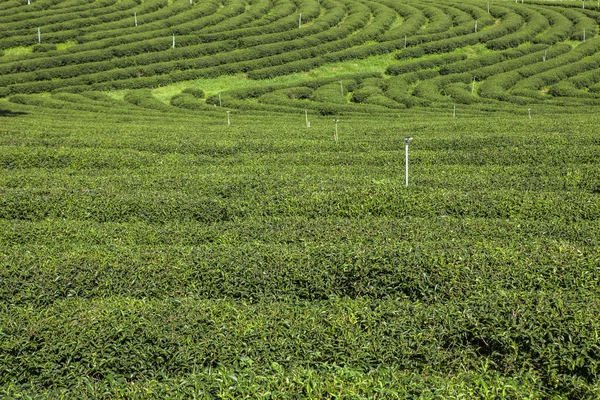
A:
[1,0,600,397]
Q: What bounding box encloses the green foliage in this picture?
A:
[387,53,467,75]
[2,0,600,396]
[31,43,57,53]
[180,87,205,99]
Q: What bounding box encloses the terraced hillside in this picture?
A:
[2,0,600,113]
[1,0,600,398]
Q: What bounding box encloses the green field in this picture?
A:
[1,0,600,397]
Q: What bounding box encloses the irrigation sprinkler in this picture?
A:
[226,111,231,125]
[472,76,476,94]
[339,81,344,96]
[37,27,41,43]
[528,108,531,119]
[305,109,310,128]
[218,92,222,107]
[405,136,413,187]
[474,19,478,33]
[543,49,547,62]
[333,118,339,142]
[404,35,407,49]
[453,103,456,118]
[487,2,490,14]
[299,13,302,28]
[134,11,137,27]
[28,0,30,4]
[583,29,586,42]
[583,0,585,8]
[172,33,175,48]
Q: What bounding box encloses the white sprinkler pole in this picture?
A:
[305,109,309,128]
[333,118,339,142]
[405,137,412,187]
[38,27,41,43]
[172,33,175,48]
[134,11,137,27]
[299,13,302,28]
[226,111,231,125]
[340,81,344,96]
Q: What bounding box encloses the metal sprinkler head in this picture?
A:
[405,136,413,144]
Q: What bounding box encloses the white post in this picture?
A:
[37,27,41,43]
[305,109,309,128]
[583,29,586,42]
[405,137,412,187]
[472,76,476,94]
[134,11,137,27]
[218,92,222,107]
[453,103,456,118]
[339,81,344,96]
[172,33,175,48]
[583,0,585,8]
[528,108,531,119]
[28,0,30,4]
[226,111,231,125]
[475,20,478,33]
[404,36,407,49]
[543,49,547,62]
[190,0,192,4]
[487,2,490,14]
[333,119,339,142]
[299,13,302,28]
